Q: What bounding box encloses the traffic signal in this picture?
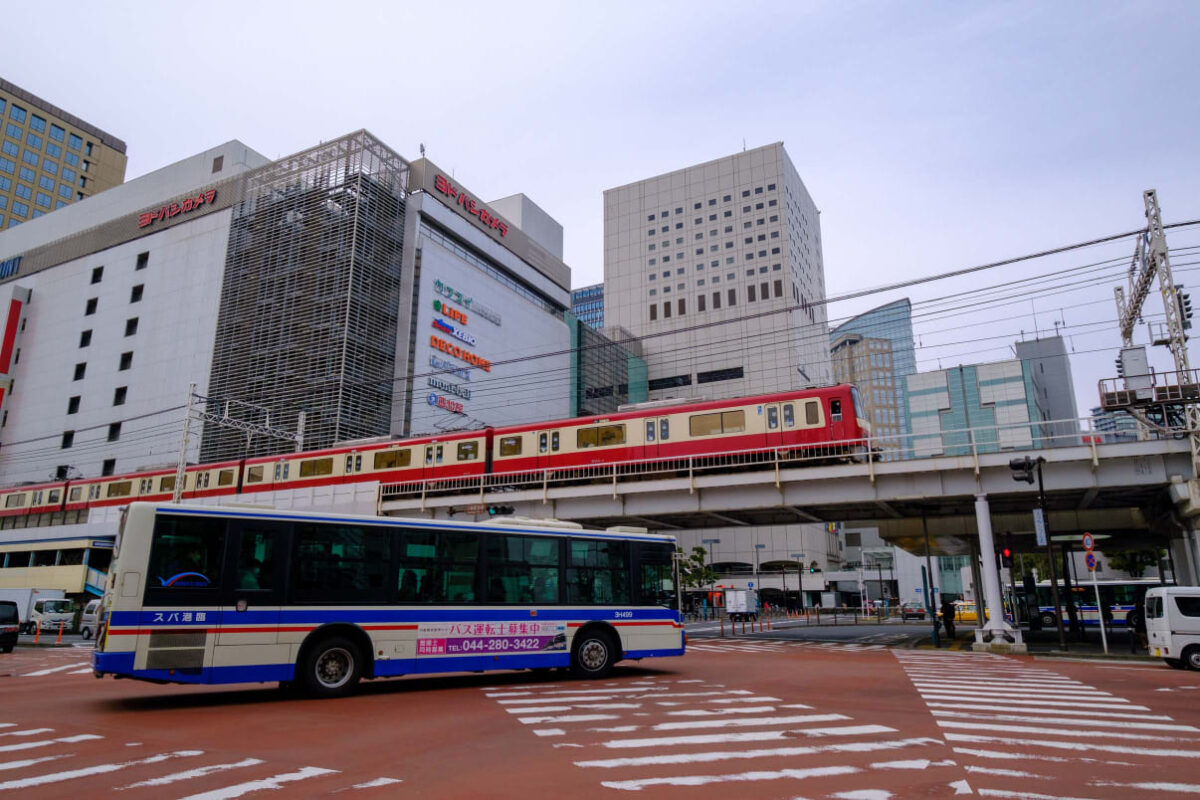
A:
[1009,456,1038,484]
[998,547,1012,568]
[1177,284,1192,331]
[487,505,515,516]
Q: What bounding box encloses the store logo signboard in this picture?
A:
[432,318,476,346]
[433,174,509,237]
[138,189,218,229]
[0,256,20,280]
[432,280,502,326]
[430,355,471,381]
[428,393,464,414]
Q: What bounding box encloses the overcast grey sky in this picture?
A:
[5,0,1198,417]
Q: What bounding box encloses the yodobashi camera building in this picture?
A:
[0,130,642,485]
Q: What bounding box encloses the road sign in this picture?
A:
[1033,508,1047,547]
[748,582,754,588]
[915,587,923,594]
[1082,532,1095,551]
[1085,552,1097,571]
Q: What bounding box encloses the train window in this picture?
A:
[830,399,842,421]
[499,436,523,456]
[159,476,175,492]
[274,464,281,480]
[374,449,411,470]
[429,446,443,464]
[783,404,795,427]
[767,407,779,429]
[457,441,479,461]
[578,425,626,449]
[805,401,820,425]
[69,487,81,501]
[538,433,548,453]
[246,466,264,483]
[722,410,745,433]
[551,432,560,451]
[660,420,670,440]
[689,413,722,436]
[346,456,354,473]
[355,455,362,471]
[202,473,211,488]
[48,489,60,503]
[283,464,289,479]
[4,494,24,508]
[646,421,655,442]
[107,481,133,498]
[299,458,334,478]
[217,470,235,486]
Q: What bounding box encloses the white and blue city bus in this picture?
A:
[93,503,684,697]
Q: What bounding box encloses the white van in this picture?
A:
[1144,586,1200,670]
[80,599,103,640]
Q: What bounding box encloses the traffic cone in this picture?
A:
[34,621,41,644]
[56,621,64,644]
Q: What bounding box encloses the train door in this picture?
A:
[423,444,444,479]
[780,401,798,445]
[763,404,784,447]
[536,430,560,469]
[828,396,847,441]
[644,417,671,459]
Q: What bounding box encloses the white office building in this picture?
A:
[603,142,831,399]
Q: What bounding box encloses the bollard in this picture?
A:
[741,618,746,635]
[56,621,64,644]
[766,614,771,631]
[720,616,725,638]
[34,621,41,644]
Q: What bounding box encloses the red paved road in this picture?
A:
[1,641,1197,798]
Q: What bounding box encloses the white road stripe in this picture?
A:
[0,750,202,791]
[975,790,1109,800]
[707,696,783,704]
[20,663,91,677]
[518,714,619,724]
[532,729,565,737]
[352,777,404,789]
[600,764,860,791]
[925,701,1164,719]
[505,703,640,713]
[945,733,1200,758]
[918,690,1132,705]
[603,725,897,749]
[1090,779,1200,793]
[965,765,1049,778]
[937,720,1192,742]
[651,713,849,731]
[914,685,1112,698]
[117,758,265,788]
[0,734,102,753]
[0,754,72,772]
[919,694,1147,710]
[951,747,1073,763]
[498,696,619,704]
[0,729,53,738]
[67,668,93,675]
[576,737,942,769]
[176,766,338,799]
[666,706,777,716]
[932,710,1198,732]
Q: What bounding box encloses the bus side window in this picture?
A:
[830,399,842,421]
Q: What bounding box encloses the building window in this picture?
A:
[125,318,138,336]
[727,289,736,306]
[67,396,80,414]
[113,386,127,406]
[698,294,706,312]
[61,431,74,449]
[649,304,657,321]
[107,423,121,442]
[774,279,783,297]
[79,329,91,348]
[748,285,756,302]
[101,459,115,476]
[677,298,685,316]
[212,155,224,173]
[712,291,721,310]
[119,351,133,371]
[663,301,671,319]
[136,252,149,270]
[130,284,143,303]
[91,266,103,284]
[73,363,86,381]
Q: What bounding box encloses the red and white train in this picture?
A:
[0,385,869,516]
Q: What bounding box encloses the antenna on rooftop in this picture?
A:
[420,143,426,158]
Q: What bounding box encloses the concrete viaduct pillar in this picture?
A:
[973,493,1025,653]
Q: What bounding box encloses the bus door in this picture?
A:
[644,417,670,459]
[536,429,560,469]
[218,519,290,651]
[828,397,847,442]
[763,404,784,447]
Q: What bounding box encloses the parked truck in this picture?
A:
[0,588,74,634]
[724,589,759,622]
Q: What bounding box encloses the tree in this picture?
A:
[1106,550,1160,579]
[678,546,716,589]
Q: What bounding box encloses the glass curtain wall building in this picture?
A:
[830,299,915,453]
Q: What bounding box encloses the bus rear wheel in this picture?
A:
[1183,646,1200,672]
[1040,612,1056,627]
[301,637,363,698]
[570,629,616,679]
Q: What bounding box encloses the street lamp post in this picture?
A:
[702,538,721,620]
[790,552,805,609]
[1012,455,1067,650]
[754,543,766,614]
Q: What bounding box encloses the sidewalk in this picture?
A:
[926,625,1158,661]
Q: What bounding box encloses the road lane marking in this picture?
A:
[932,710,1199,732]
[0,734,102,752]
[575,737,944,769]
[601,724,898,749]
[532,729,565,737]
[0,750,203,791]
[599,764,861,791]
[936,720,1193,742]
[517,714,620,724]
[1090,779,1200,793]
[0,728,54,737]
[0,754,72,772]
[505,703,640,713]
[650,713,849,731]
[175,766,339,799]
[117,758,265,788]
[351,777,404,788]
[925,702,1164,719]
[918,694,1147,710]
[665,706,777,716]
[944,733,1200,758]
[965,765,1052,779]
[20,663,91,677]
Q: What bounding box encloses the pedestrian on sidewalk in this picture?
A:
[940,599,957,643]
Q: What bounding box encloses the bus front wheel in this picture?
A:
[570,629,616,679]
[301,637,363,698]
